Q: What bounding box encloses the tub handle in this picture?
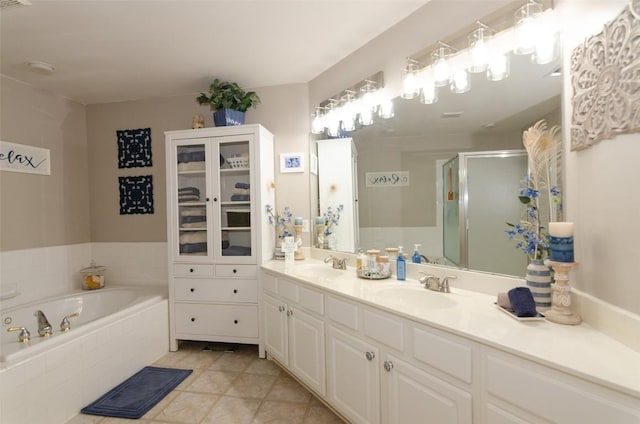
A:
[7,326,31,343]
[60,313,80,332]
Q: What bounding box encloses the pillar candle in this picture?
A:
[315,216,324,225]
[294,217,303,225]
[549,222,574,237]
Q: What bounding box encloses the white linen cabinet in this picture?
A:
[165,124,274,354]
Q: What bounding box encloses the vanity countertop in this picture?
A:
[262,259,640,399]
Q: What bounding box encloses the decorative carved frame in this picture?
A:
[570,1,640,151]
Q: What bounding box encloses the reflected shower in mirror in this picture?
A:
[312,52,562,278]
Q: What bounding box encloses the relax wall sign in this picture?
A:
[0,141,51,176]
[365,171,410,187]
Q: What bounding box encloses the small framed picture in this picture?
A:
[280,152,305,173]
[310,154,318,175]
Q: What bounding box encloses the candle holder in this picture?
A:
[543,260,581,325]
[315,224,325,248]
[293,224,304,260]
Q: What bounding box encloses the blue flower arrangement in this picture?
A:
[322,205,344,236]
[265,205,292,240]
[506,120,562,261]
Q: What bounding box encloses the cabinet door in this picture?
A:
[288,306,326,396]
[213,134,255,263]
[168,139,213,262]
[327,325,380,424]
[263,293,288,364]
[383,354,472,424]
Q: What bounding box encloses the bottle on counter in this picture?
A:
[412,244,422,264]
[396,246,406,281]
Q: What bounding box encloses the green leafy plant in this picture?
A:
[196,79,261,112]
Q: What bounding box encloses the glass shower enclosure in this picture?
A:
[443,150,528,276]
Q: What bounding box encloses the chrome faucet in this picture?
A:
[7,326,31,343]
[419,273,456,293]
[34,310,53,337]
[60,312,80,332]
[324,255,347,270]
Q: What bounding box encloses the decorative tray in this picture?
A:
[494,303,545,321]
[356,269,391,280]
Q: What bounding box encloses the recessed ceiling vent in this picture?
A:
[0,0,31,9]
[441,112,463,119]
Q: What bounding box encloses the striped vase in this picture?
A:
[526,259,552,312]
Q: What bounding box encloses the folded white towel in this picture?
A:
[179,231,207,244]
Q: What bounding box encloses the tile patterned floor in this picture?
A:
[66,341,346,424]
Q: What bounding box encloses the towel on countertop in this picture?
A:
[507,287,537,317]
[234,182,250,189]
[497,292,513,311]
[230,194,250,201]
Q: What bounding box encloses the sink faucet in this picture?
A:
[419,273,456,293]
[34,310,53,337]
[324,255,347,270]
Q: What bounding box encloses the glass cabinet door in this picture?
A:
[174,141,211,260]
[213,135,255,261]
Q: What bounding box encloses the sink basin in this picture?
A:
[372,286,457,309]
[288,263,349,279]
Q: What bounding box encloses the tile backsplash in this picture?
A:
[0,242,167,309]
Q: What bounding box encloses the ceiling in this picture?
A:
[0,0,428,105]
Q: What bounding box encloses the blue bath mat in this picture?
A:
[81,366,192,419]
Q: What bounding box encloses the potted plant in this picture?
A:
[196,79,261,126]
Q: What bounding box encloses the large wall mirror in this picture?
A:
[310,47,562,278]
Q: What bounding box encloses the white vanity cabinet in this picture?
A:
[262,274,326,396]
[165,125,274,352]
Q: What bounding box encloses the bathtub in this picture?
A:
[0,286,169,424]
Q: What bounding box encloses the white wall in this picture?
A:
[558,0,640,315]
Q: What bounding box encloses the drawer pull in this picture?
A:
[190,288,195,292]
[383,361,394,372]
[287,309,293,317]
[278,305,285,313]
[233,289,238,294]
[189,268,194,273]
[206,197,210,202]
[365,351,375,361]
[190,317,196,322]
[213,197,218,202]
[234,320,238,324]
[232,269,237,274]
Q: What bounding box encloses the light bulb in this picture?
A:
[433,57,451,87]
[402,59,421,99]
[450,69,470,94]
[487,53,510,81]
[420,78,437,104]
[533,31,557,64]
[514,1,543,55]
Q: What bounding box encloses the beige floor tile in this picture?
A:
[244,357,283,376]
[266,376,312,403]
[100,418,157,423]
[153,391,219,423]
[200,395,262,424]
[226,373,278,399]
[208,352,254,372]
[252,400,308,424]
[65,415,104,424]
[185,370,240,394]
[142,389,180,419]
[303,405,346,424]
[179,350,224,369]
[152,349,193,368]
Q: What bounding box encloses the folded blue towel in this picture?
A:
[235,182,250,189]
[508,287,537,317]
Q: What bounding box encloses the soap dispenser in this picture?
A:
[396,246,406,281]
[412,244,422,264]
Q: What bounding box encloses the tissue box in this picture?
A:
[226,209,250,227]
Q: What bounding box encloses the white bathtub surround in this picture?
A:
[91,242,168,287]
[0,286,168,424]
[0,242,168,310]
[0,243,92,309]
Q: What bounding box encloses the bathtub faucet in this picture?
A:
[34,310,53,337]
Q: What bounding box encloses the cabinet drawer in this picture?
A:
[174,263,214,276]
[174,303,258,338]
[215,264,257,278]
[363,308,404,351]
[486,352,640,424]
[413,326,472,384]
[174,278,257,303]
[327,296,358,330]
[298,285,324,315]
